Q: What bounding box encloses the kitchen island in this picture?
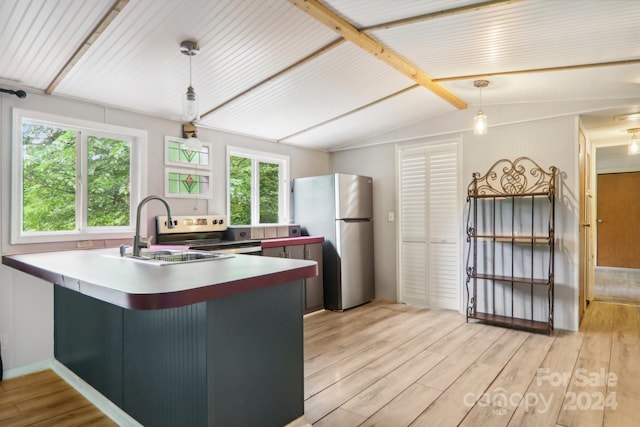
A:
[2,247,317,427]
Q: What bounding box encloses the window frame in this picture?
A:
[11,108,147,244]
[226,146,290,226]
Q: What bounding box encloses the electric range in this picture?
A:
[156,215,262,255]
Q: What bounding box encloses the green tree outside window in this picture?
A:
[21,123,131,232]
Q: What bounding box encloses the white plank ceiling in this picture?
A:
[1,0,639,151]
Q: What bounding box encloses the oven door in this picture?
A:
[211,246,262,255]
[190,243,263,255]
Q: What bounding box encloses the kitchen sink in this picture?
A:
[107,249,233,265]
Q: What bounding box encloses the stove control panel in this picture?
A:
[156,215,227,234]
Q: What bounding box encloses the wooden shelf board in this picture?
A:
[469,312,550,333]
[471,273,551,286]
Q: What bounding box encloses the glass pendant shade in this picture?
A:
[629,138,639,155]
[474,110,487,135]
[183,135,203,151]
[182,122,203,151]
[183,85,199,122]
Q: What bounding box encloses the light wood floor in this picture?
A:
[0,369,115,426]
[594,266,640,304]
[305,300,639,427]
[1,300,637,426]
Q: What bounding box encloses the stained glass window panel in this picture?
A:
[166,169,211,198]
[165,138,210,168]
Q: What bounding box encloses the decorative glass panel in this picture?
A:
[164,136,211,169]
[164,168,212,198]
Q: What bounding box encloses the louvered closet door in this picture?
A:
[398,143,460,310]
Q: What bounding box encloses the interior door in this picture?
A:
[398,142,460,310]
[597,172,640,268]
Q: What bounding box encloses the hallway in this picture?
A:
[594,267,640,305]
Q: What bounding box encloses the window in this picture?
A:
[227,146,289,225]
[12,109,147,243]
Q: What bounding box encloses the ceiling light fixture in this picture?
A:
[614,113,640,122]
[180,40,200,122]
[473,80,489,135]
[628,128,640,155]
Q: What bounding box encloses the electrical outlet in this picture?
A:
[0,333,8,350]
[388,212,395,222]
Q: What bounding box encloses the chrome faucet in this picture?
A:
[133,195,174,257]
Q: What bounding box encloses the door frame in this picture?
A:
[591,140,640,292]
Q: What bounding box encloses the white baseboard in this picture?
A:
[1,359,53,380]
[5,359,308,427]
[52,359,142,427]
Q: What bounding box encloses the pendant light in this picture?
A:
[629,128,640,155]
[473,80,489,135]
[180,40,200,122]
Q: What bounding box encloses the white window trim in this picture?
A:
[226,145,290,225]
[11,108,148,244]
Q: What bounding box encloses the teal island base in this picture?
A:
[54,280,304,427]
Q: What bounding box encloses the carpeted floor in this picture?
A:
[594,266,640,304]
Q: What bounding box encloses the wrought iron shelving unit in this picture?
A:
[465,157,557,335]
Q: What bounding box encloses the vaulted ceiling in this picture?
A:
[2,0,640,151]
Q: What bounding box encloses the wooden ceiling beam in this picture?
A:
[432,59,640,82]
[279,84,419,143]
[45,0,129,95]
[362,0,521,31]
[201,38,345,119]
[288,0,467,110]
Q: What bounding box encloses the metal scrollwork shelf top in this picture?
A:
[468,157,557,197]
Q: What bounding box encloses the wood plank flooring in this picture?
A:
[0,300,637,426]
[0,369,115,426]
[305,300,638,427]
[594,267,640,304]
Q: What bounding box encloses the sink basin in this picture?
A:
[108,249,233,265]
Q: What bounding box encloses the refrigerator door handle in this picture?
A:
[342,218,371,223]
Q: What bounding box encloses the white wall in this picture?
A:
[0,92,330,372]
[596,145,640,173]
[330,143,398,301]
[0,88,588,373]
[331,115,579,331]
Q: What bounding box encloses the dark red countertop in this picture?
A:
[2,246,317,310]
[261,236,324,248]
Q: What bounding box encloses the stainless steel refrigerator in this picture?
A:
[293,173,374,311]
